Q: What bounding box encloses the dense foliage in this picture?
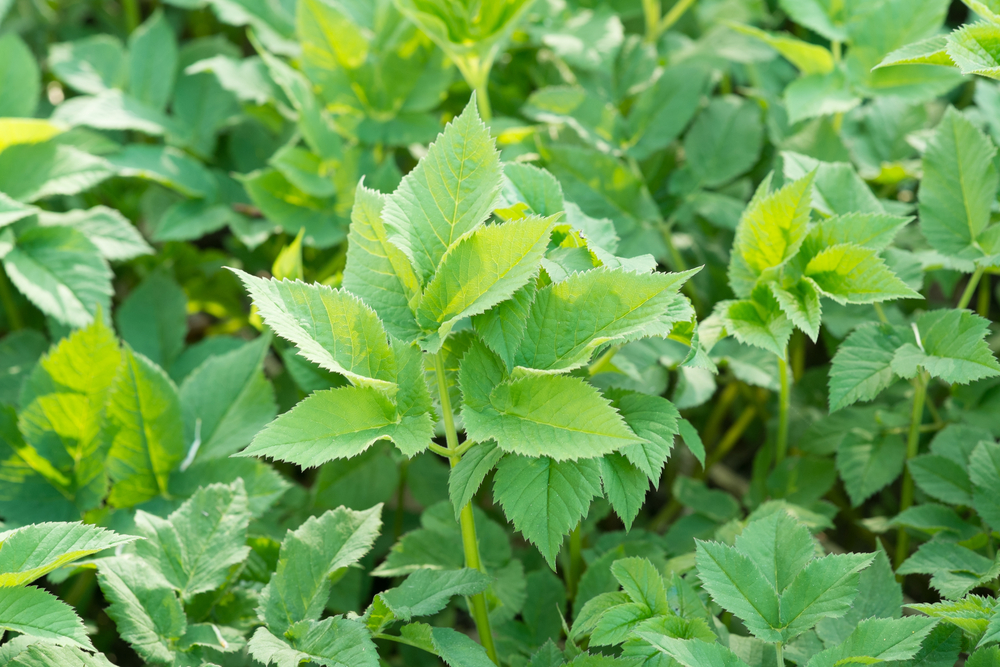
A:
[3,0,1000,665]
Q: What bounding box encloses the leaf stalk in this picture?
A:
[895,372,928,569]
[774,350,791,465]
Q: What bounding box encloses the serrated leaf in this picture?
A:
[247,618,379,667]
[729,172,814,297]
[128,10,177,111]
[417,215,553,347]
[493,455,602,568]
[259,505,382,634]
[449,441,504,519]
[729,23,834,74]
[877,35,954,68]
[430,625,497,667]
[807,213,912,252]
[770,280,822,341]
[0,586,92,649]
[8,644,115,667]
[380,568,491,620]
[778,552,874,640]
[947,23,1000,80]
[599,453,648,531]
[0,522,135,587]
[804,243,919,304]
[134,481,250,600]
[635,634,751,667]
[472,281,537,371]
[342,183,421,341]
[908,454,973,505]
[3,226,112,328]
[806,616,938,667]
[891,310,1000,384]
[116,271,187,370]
[105,346,185,507]
[590,602,653,646]
[231,270,397,393]
[919,107,998,259]
[736,512,817,593]
[694,540,782,642]
[382,97,502,283]
[720,288,794,358]
[828,323,903,411]
[611,557,669,614]
[463,373,643,460]
[38,206,153,261]
[96,556,186,663]
[836,431,906,506]
[241,385,431,467]
[607,390,678,483]
[514,267,698,372]
[898,542,997,599]
[970,440,1000,529]
[909,595,995,645]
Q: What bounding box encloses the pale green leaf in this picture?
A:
[134,480,250,600]
[608,389,678,483]
[96,556,186,663]
[107,144,216,198]
[342,182,421,341]
[736,512,817,593]
[684,96,764,189]
[611,557,669,614]
[52,90,177,136]
[0,34,40,117]
[37,206,153,261]
[970,440,1000,529]
[241,385,431,467]
[417,215,553,347]
[0,522,135,587]
[9,644,115,667]
[729,24,834,74]
[919,107,998,259]
[380,568,491,620]
[804,244,919,304]
[909,594,995,644]
[463,373,643,461]
[493,455,602,568]
[105,346,185,507]
[626,64,709,161]
[891,309,1000,384]
[48,35,127,94]
[0,141,113,203]
[720,289,794,358]
[947,23,1000,80]
[231,270,397,393]
[514,267,698,372]
[0,586,92,649]
[782,153,884,216]
[382,97,502,283]
[770,280,822,341]
[807,213,911,252]
[590,602,654,646]
[876,35,954,68]
[259,505,382,634]
[3,226,112,328]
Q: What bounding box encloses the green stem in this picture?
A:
[702,382,740,447]
[433,351,499,665]
[831,40,842,62]
[457,57,493,122]
[0,267,23,331]
[873,302,889,324]
[700,405,757,475]
[642,0,661,43]
[775,351,791,465]
[393,459,409,541]
[895,373,927,569]
[776,642,784,666]
[567,524,583,602]
[978,273,991,318]
[958,266,986,310]
[659,0,697,33]
[123,0,140,32]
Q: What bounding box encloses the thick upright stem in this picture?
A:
[979,273,991,318]
[958,266,986,310]
[567,524,583,602]
[457,57,493,122]
[774,351,791,465]
[0,266,23,331]
[895,374,927,569]
[776,642,784,666]
[642,0,661,43]
[123,0,140,32]
[433,351,498,664]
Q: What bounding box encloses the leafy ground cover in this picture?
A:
[2,0,1000,665]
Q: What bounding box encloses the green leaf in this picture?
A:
[815,549,903,646]
[684,96,765,189]
[449,440,504,519]
[634,634,751,667]
[417,216,553,348]
[836,431,906,506]
[0,586,92,649]
[728,24,834,75]
[908,595,994,646]
[970,647,1000,667]
[342,183,421,341]
[96,556,186,663]
[179,334,277,461]
[783,69,860,125]
[778,552,874,640]
[248,618,379,667]
[770,280,822,341]
[382,97,502,284]
[493,455,602,568]
[259,505,382,634]
[514,267,697,372]
[240,168,341,248]
[38,206,153,261]
[728,173,814,297]
[608,390,678,482]
[947,23,1000,80]
[970,440,1000,529]
[52,90,177,136]
[677,418,706,468]
[919,107,999,259]
[116,271,187,369]
[611,557,669,614]
[431,625,498,667]
[3,226,112,328]
[8,644,115,667]
[737,512,817,592]
[720,288,794,358]
[463,373,643,460]
[908,454,973,506]
[242,384,431,467]
[0,329,46,408]
[0,522,135,586]
[804,244,919,304]
[694,539,782,642]
[828,323,903,411]
[105,346,185,507]
[134,480,250,600]
[891,310,1000,384]
[472,281,537,371]
[600,454,649,531]
[380,568,491,620]
[127,10,178,111]
[590,603,654,646]
[0,34,40,117]
[231,270,398,394]
[877,35,955,68]
[806,616,938,667]
[48,35,127,94]
[898,542,997,599]
[626,64,709,161]
[107,145,216,198]
[807,213,912,252]
[0,141,113,203]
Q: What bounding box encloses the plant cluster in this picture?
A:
[3,0,1000,666]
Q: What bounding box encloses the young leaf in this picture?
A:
[735,512,817,592]
[259,505,382,634]
[105,346,185,507]
[514,267,698,372]
[449,440,504,519]
[778,552,875,640]
[0,586,93,650]
[891,310,1000,384]
[720,287,794,358]
[133,481,251,600]
[493,455,602,568]
[382,97,502,283]
[342,183,421,341]
[231,270,397,393]
[919,107,998,259]
[463,373,644,461]
[770,280,822,341]
[241,384,431,467]
[828,323,903,411]
[96,557,186,663]
[379,568,491,620]
[803,244,919,304]
[417,215,553,347]
[0,522,136,586]
[947,23,1000,80]
[694,539,782,642]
